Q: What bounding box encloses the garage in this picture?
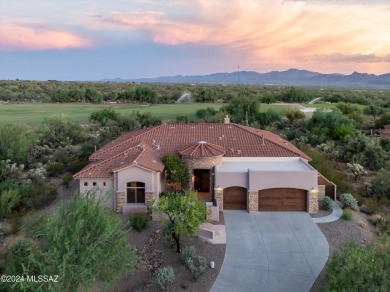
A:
[223,187,247,210]
[258,188,307,211]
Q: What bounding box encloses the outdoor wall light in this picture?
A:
[215,185,222,191]
[309,187,319,196]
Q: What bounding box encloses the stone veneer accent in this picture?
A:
[248,192,258,213]
[145,192,155,207]
[116,192,126,213]
[309,193,319,214]
[183,156,223,189]
[318,185,326,200]
[206,204,212,221]
[214,189,223,211]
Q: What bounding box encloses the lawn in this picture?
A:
[0,103,223,125]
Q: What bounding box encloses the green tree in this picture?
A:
[0,123,38,163]
[256,109,282,127]
[39,115,83,146]
[85,88,103,103]
[162,154,189,189]
[369,170,390,198]
[308,109,355,141]
[364,104,384,121]
[221,93,259,124]
[325,235,390,291]
[154,190,206,253]
[90,108,119,127]
[284,108,305,123]
[41,191,136,291]
[375,112,390,129]
[336,102,364,125]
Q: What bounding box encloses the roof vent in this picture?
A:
[237,149,241,155]
[198,141,207,144]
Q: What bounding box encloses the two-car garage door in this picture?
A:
[223,187,307,211]
[258,188,307,211]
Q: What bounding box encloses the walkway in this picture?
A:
[211,211,329,292]
[312,201,343,224]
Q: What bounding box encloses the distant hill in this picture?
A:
[102,68,390,89]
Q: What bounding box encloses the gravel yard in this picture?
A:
[310,207,376,291]
[114,214,226,292]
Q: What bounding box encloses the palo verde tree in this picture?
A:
[162,154,189,190]
[8,191,137,291]
[154,190,206,253]
[90,108,119,127]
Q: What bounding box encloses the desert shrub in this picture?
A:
[30,182,58,209]
[62,173,73,189]
[128,211,150,232]
[153,266,175,291]
[376,214,390,235]
[339,193,358,209]
[48,161,65,176]
[180,246,197,264]
[322,197,333,211]
[66,159,89,173]
[163,223,175,248]
[181,246,208,280]
[325,236,390,291]
[342,209,353,220]
[4,239,42,276]
[0,189,21,219]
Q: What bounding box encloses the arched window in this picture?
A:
[127,182,145,203]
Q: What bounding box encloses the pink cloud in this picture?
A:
[93,0,390,73]
[0,18,92,51]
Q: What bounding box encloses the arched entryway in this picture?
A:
[223,186,247,210]
[258,188,307,211]
[127,181,145,203]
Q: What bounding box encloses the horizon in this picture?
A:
[1,0,390,81]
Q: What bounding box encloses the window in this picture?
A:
[102,182,106,187]
[126,182,145,203]
[84,182,88,186]
[93,182,97,186]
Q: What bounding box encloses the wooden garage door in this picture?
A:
[258,188,307,211]
[223,187,247,210]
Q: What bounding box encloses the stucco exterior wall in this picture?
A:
[214,172,247,189]
[116,166,157,193]
[79,178,114,208]
[249,170,317,192]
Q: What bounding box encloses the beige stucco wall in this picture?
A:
[214,172,247,189]
[78,178,114,209]
[116,166,158,193]
[249,170,318,192]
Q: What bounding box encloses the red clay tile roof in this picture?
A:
[384,124,390,130]
[74,142,164,178]
[75,123,311,179]
[179,141,226,157]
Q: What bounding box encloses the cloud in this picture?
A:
[91,0,390,73]
[0,17,92,51]
[307,53,390,63]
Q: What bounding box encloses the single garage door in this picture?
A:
[223,187,247,210]
[258,188,307,211]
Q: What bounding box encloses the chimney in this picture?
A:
[262,134,265,145]
[224,115,230,124]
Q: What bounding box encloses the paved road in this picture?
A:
[211,211,329,292]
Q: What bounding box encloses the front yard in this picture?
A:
[114,216,226,292]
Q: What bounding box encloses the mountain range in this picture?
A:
[103,69,390,89]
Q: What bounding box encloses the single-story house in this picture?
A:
[74,117,335,214]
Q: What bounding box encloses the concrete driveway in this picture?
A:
[211,211,329,292]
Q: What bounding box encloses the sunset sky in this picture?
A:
[0,0,389,80]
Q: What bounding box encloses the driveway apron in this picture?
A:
[211,211,329,292]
